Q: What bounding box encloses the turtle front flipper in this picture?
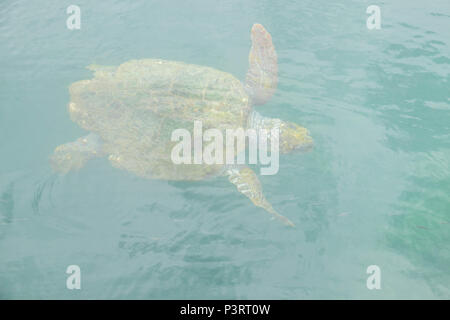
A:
[225,166,294,227]
[50,133,103,174]
[245,23,278,105]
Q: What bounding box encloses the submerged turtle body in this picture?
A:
[51,24,314,227]
[69,59,251,180]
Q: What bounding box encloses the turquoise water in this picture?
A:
[0,0,449,299]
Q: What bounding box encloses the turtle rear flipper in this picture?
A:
[51,133,103,174]
[245,24,278,105]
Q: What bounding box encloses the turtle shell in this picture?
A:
[68,59,251,180]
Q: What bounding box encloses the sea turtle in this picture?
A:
[51,24,313,226]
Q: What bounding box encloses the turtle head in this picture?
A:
[249,111,313,154]
[278,121,313,154]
